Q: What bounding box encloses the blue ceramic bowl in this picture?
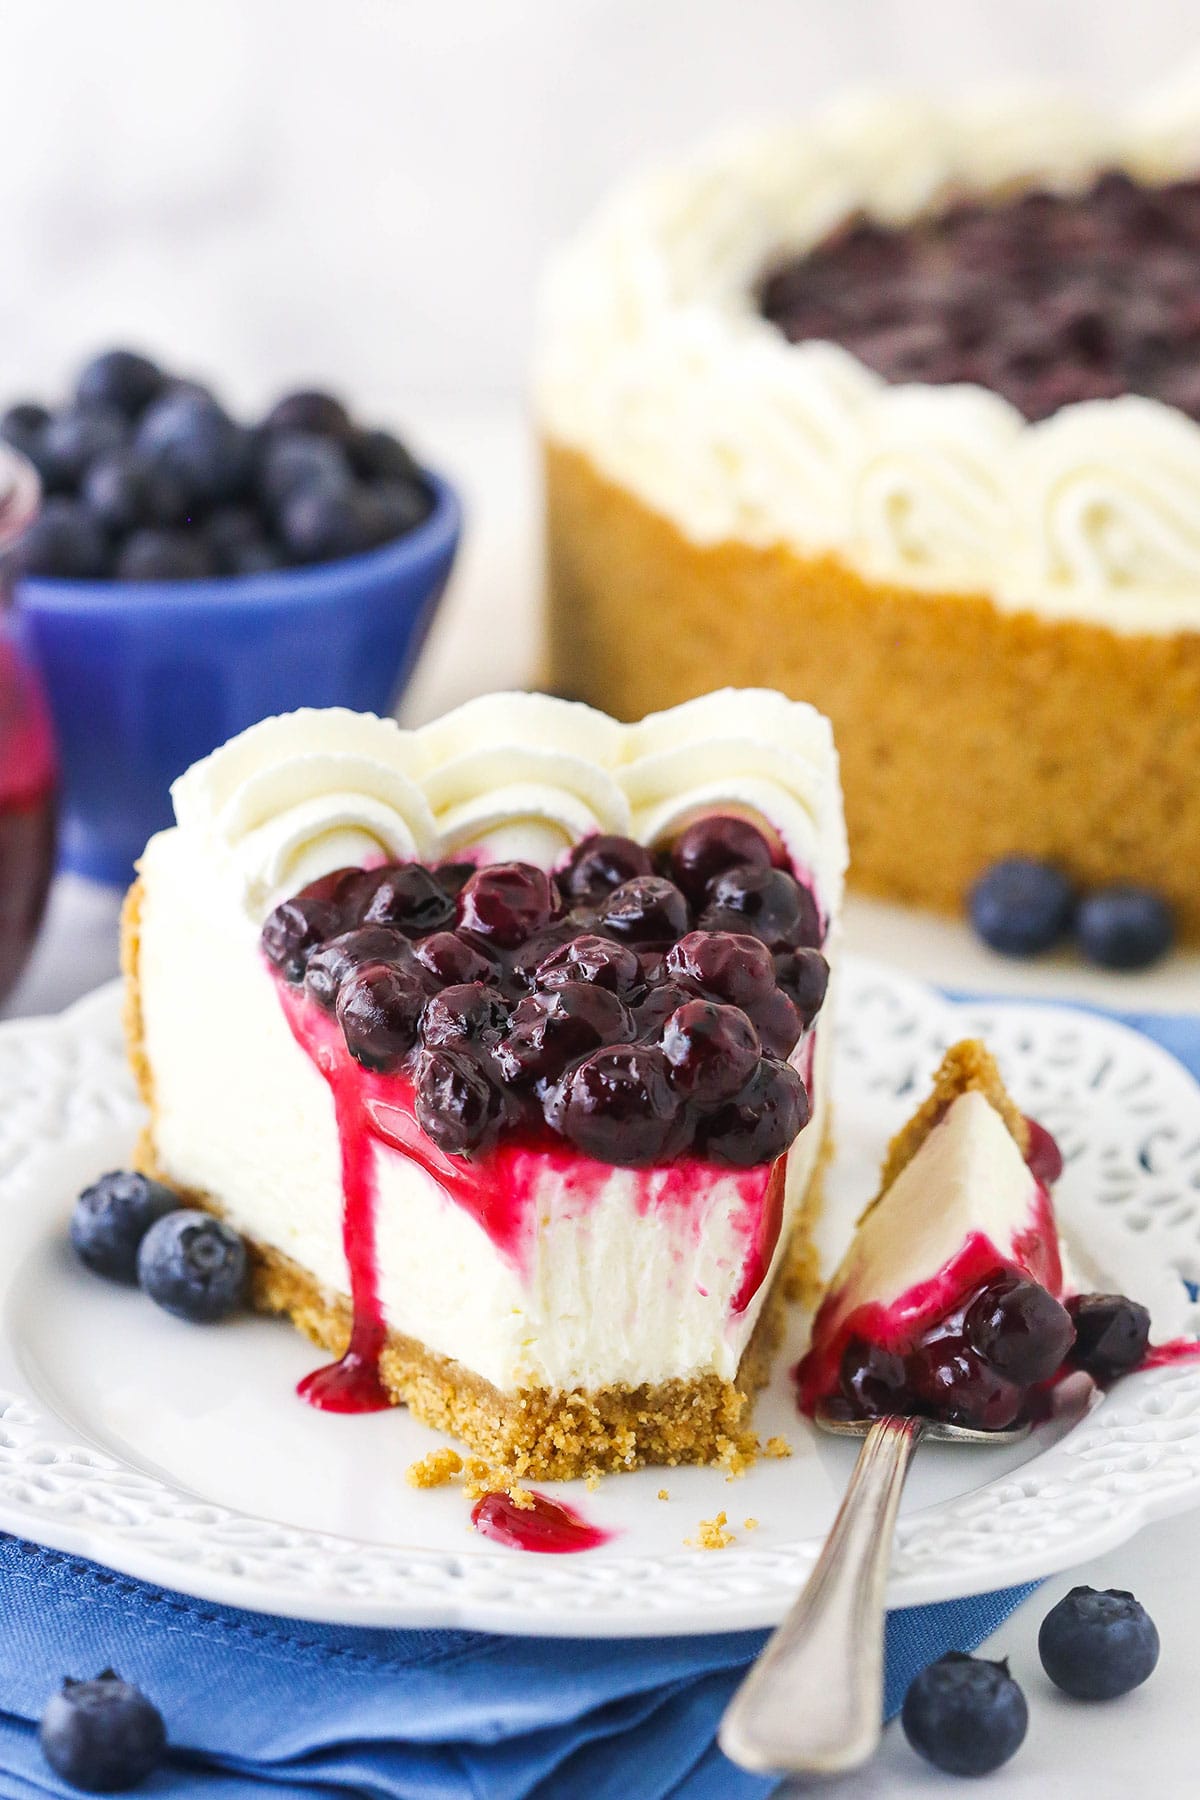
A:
[18,471,461,886]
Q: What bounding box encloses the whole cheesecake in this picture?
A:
[123,689,846,1477]
[538,82,1200,937]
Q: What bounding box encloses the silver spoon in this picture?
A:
[719,1408,1031,1779]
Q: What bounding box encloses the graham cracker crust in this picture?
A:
[544,437,1200,941]
[122,877,829,1479]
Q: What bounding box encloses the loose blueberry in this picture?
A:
[40,405,129,491]
[14,497,110,578]
[700,1059,809,1166]
[964,1275,1076,1386]
[665,929,775,1008]
[670,814,774,903]
[70,1171,178,1284]
[261,892,342,981]
[496,982,632,1085]
[82,449,189,532]
[547,1043,682,1165]
[278,483,379,563]
[135,390,253,507]
[661,999,760,1106]
[0,400,50,462]
[420,981,509,1051]
[700,865,817,950]
[114,527,216,582]
[303,925,412,1011]
[1067,1292,1151,1381]
[257,430,353,514]
[413,930,496,988]
[137,1210,247,1323]
[968,857,1076,957]
[839,1338,910,1417]
[336,961,426,1070]
[1076,885,1174,970]
[262,388,352,440]
[600,875,689,944]
[361,477,432,542]
[533,932,643,999]
[40,1669,167,1792]
[75,349,164,419]
[204,503,269,570]
[1038,1586,1160,1699]
[355,864,455,936]
[458,863,559,950]
[347,426,422,483]
[562,834,654,903]
[415,1046,503,1155]
[901,1652,1028,1776]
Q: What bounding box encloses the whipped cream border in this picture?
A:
[536,77,1200,632]
[163,689,848,924]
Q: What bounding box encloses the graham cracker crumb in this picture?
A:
[687,1510,735,1550]
[763,1436,792,1459]
[743,1517,759,1531]
[657,1488,670,1501]
[584,1470,601,1493]
[406,1448,463,1489]
[717,1430,760,1480]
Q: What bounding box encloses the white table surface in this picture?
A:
[7,400,1198,1797]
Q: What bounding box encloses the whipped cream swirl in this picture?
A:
[165,689,848,923]
[537,72,1200,631]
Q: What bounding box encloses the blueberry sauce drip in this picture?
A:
[470,1489,612,1553]
[759,170,1200,424]
[262,819,829,1410]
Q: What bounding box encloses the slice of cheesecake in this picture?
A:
[797,1041,1076,1432]
[124,688,847,1477]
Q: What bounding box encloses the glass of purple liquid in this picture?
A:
[0,450,55,1004]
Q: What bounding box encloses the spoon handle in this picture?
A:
[719,1414,926,1777]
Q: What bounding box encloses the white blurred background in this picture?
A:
[1,0,1198,410]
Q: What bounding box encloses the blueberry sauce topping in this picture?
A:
[261,817,827,1171]
[759,170,1200,424]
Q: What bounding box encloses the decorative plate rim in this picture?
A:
[0,962,1198,1638]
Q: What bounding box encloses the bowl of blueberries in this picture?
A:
[2,349,462,885]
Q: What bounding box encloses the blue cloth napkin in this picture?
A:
[0,1004,1192,1797]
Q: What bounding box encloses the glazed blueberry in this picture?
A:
[700,1059,809,1166]
[964,1275,1076,1386]
[262,388,353,441]
[773,947,830,1028]
[496,982,632,1085]
[458,863,559,950]
[901,1653,1028,1777]
[261,893,342,980]
[665,929,775,1008]
[303,925,412,1011]
[1076,885,1174,970]
[670,814,774,903]
[600,875,689,944]
[137,1210,247,1323]
[39,405,129,491]
[70,1171,178,1284]
[257,430,352,513]
[278,483,380,563]
[839,1338,910,1417]
[348,426,422,483]
[0,400,50,462]
[910,1340,1023,1431]
[14,497,110,578]
[548,1043,681,1166]
[135,390,253,507]
[1067,1292,1152,1381]
[40,1669,167,1792]
[434,861,476,900]
[114,527,215,582]
[356,864,455,936]
[632,980,697,1042]
[563,834,654,903]
[747,987,803,1060]
[420,981,509,1051]
[533,932,643,999]
[1038,1586,1160,1700]
[82,448,189,533]
[661,1000,760,1106]
[336,961,427,1070]
[76,348,164,418]
[415,1047,502,1155]
[700,865,818,951]
[968,857,1076,957]
[413,930,495,988]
